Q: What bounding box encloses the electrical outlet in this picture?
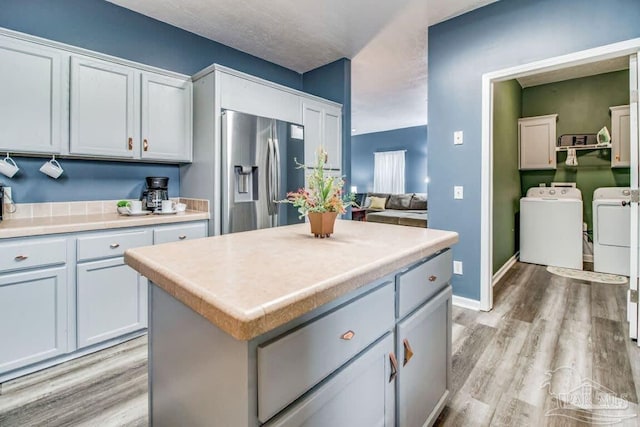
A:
[454,130,463,145]
[4,186,11,201]
[454,186,463,200]
[453,261,463,275]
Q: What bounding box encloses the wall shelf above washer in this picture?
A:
[555,144,611,152]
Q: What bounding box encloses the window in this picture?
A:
[373,150,405,193]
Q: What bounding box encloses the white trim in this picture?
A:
[480,37,640,314]
[0,26,190,80]
[452,295,481,311]
[492,252,519,287]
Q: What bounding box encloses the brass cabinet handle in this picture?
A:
[143,139,149,152]
[110,243,120,249]
[428,275,437,282]
[128,137,133,151]
[340,330,355,340]
[389,352,399,383]
[14,255,28,261]
[403,339,414,366]
[178,235,187,240]
[616,154,620,161]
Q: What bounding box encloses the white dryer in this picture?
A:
[593,187,631,276]
[520,187,583,269]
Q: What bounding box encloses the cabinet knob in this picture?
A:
[428,275,437,282]
[340,330,355,340]
[548,159,552,164]
[14,255,28,261]
[128,137,133,151]
[143,139,149,152]
[403,339,414,366]
[389,352,399,383]
[110,243,120,249]
[178,235,187,240]
[616,154,620,161]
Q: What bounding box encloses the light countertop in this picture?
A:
[124,220,458,341]
[0,210,209,239]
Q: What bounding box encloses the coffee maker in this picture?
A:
[142,177,169,212]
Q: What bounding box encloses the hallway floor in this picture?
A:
[1,262,639,426]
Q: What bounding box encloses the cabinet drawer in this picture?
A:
[77,229,152,262]
[153,222,207,245]
[397,249,452,319]
[257,282,395,423]
[0,238,67,273]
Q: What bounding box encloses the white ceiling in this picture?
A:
[108,0,499,135]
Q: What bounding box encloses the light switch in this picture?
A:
[454,130,463,145]
[453,261,463,275]
[454,186,463,199]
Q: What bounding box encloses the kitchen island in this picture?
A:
[125,220,458,427]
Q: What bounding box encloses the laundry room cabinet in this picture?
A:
[610,105,630,168]
[518,114,558,170]
[0,36,67,154]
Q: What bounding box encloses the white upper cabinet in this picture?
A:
[518,114,557,170]
[0,36,67,154]
[141,73,192,162]
[302,98,342,170]
[70,56,137,158]
[610,105,630,168]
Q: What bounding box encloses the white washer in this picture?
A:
[593,187,631,276]
[520,187,583,269]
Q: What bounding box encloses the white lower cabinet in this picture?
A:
[396,287,452,427]
[267,334,395,427]
[0,266,68,372]
[77,257,147,348]
[148,249,452,427]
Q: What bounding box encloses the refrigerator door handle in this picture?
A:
[266,137,276,216]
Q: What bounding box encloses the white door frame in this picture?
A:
[480,38,640,312]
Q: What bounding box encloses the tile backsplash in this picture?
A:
[3,198,209,220]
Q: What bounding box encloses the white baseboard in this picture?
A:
[583,254,593,263]
[452,295,481,311]
[492,252,519,287]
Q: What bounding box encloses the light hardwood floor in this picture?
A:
[1,262,639,426]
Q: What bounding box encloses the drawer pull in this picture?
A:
[14,255,28,261]
[340,330,355,341]
[428,275,437,282]
[110,243,120,249]
[178,235,187,240]
[128,137,133,150]
[389,352,399,383]
[403,339,414,366]
[143,139,149,152]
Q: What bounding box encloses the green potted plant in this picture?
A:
[282,147,356,238]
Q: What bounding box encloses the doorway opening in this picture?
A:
[480,39,640,340]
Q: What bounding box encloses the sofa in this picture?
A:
[363,193,427,228]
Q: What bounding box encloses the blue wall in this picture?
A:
[4,157,179,203]
[0,0,303,203]
[351,126,428,194]
[428,0,640,300]
[303,59,352,184]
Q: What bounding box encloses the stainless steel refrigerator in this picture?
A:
[221,110,305,234]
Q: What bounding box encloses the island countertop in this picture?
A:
[124,220,458,341]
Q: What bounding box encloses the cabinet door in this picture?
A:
[610,105,630,168]
[302,100,323,168]
[0,36,66,154]
[266,334,395,427]
[0,267,68,373]
[141,73,192,162]
[70,56,137,158]
[396,286,452,427]
[77,257,147,348]
[323,105,342,170]
[518,115,557,170]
